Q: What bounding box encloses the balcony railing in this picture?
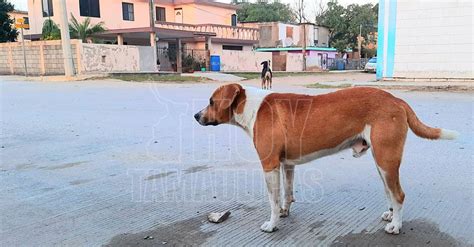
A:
[155,21,259,41]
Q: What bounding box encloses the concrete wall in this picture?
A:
[216,50,271,72]
[378,0,474,80]
[256,22,328,48]
[0,40,80,76]
[0,40,157,75]
[315,26,329,47]
[286,53,304,72]
[81,44,157,73]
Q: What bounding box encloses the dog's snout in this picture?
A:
[194,112,201,121]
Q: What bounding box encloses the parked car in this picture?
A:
[364,57,377,73]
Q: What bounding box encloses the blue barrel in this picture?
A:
[336,60,345,70]
[210,55,220,71]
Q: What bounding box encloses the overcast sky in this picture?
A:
[8,0,378,17]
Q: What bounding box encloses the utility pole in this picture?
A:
[302,23,306,71]
[20,24,28,76]
[357,24,363,69]
[149,0,155,28]
[56,0,75,77]
[300,0,306,71]
[358,24,362,59]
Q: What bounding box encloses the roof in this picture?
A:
[10,10,28,15]
[256,47,338,52]
[256,47,354,52]
[156,0,239,9]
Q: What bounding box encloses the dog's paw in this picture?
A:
[280,208,289,218]
[384,221,402,234]
[260,221,278,233]
[381,211,393,221]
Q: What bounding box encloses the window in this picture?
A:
[42,0,53,17]
[231,14,237,27]
[174,8,183,23]
[156,7,166,21]
[223,45,243,51]
[23,17,29,30]
[122,3,134,21]
[313,27,319,45]
[80,0,100,18]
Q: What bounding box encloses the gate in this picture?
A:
[156,45,207,72]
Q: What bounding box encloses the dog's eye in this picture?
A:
[209,98,214,106]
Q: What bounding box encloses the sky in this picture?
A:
[8,0,378,14]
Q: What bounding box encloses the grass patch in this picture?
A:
[227,71,327,80]
[306,83,352,89]
[110,74,209,82]
[87,74,209,82]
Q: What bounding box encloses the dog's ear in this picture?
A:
[219,84,242,109]
[260,61,265,65]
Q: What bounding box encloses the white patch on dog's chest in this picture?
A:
[233,86,271,138]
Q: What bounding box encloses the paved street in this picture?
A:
[0,77,472,246]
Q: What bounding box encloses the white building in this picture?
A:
[377,0,473,80]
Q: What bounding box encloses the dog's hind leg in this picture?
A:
[261,78,265,89]
[280,163,295,218]
[371,121,407,235]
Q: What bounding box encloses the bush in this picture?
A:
[41,19,61,40]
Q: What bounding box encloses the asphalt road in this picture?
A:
[1,78,472,246]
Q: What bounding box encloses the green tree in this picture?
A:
[41,19,61,40]
[315,0,377,52]
[236,1,295,23]
[315,0,347,47]
[344,3,377,48]
[69,14,106,42]
[0,0,18,42]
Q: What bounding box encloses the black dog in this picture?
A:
[260,60,272,89]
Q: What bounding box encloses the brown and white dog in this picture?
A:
[193,84,458,234]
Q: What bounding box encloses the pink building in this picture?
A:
[26,0,259,71]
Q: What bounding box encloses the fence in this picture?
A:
[327,58,369,71]
[0,40,158,75]
[157,46,208,72]
[0,40,81,75]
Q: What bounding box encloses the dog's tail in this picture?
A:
[397,99,459,140]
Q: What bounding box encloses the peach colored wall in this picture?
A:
[187,4,235,25]
[216,50,271,72]
[27,0,153,34]
[27,0,237,35]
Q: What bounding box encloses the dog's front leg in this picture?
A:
[261,168,280,232]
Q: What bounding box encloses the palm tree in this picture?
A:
[69,14,106,43]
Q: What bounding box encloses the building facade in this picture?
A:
[239,21,329,48]
[25,0,258,70]
[377,0,473,80]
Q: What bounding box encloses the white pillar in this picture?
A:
[55,0,75,76]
